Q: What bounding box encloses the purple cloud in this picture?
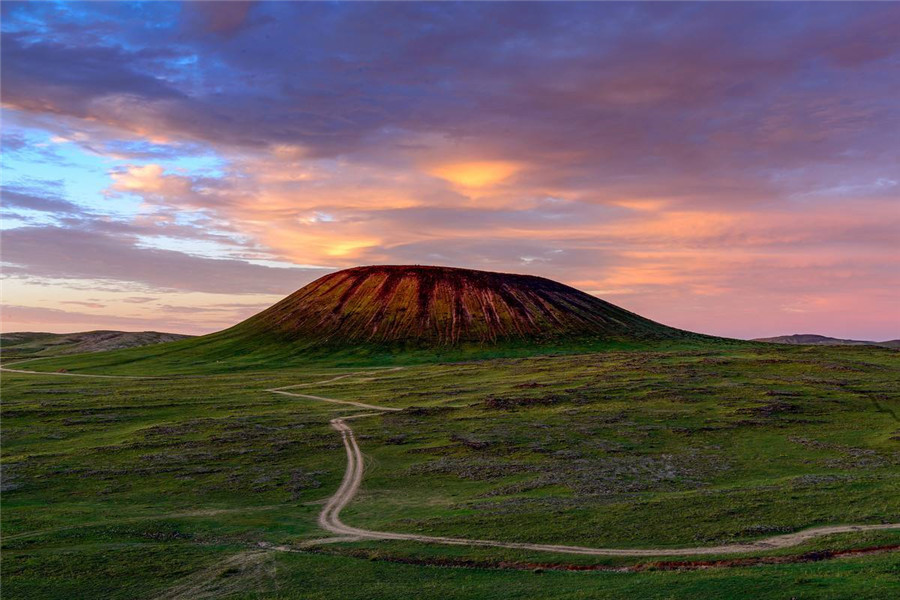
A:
[2,226,326,295]
[1,2,897,338]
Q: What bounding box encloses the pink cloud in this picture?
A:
[2,2,898,339]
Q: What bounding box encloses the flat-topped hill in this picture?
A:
[232,265,686,345]
[13,266,709,374]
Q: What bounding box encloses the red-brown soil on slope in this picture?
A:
[237,265,686,345]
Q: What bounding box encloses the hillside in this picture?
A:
[0,330,193,360]
[235,265,687,345]
[753,334,900,349]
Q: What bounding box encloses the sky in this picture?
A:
[1,1,898,339]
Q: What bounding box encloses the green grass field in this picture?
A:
[2,342,899,598]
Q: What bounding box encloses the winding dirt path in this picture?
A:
[270,370,900,557]
[4,362,898,557]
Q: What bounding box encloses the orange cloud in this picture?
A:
[429,160,521,188]
[111,164,193,196]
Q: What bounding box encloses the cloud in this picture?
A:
[122,296,158,304]
[1,2,898,338]
[181,1,258,36]
[1,131,28,152]
[1,187,86,215]
[2,226,327,295]
[61,300,106,309]
[429,161,522,189]
[1,304,202,334]
[0,32,184,114]
[110,164,194,196]
[4,3,894,170]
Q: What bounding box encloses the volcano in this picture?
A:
[228,265,687,346]
[22,265,704,373]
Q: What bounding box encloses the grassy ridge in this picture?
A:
[10,332,732,375]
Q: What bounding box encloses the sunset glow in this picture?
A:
[429,161,522,189]
[1,2,898,339]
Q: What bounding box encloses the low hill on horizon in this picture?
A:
[0,330,194,360]
[753,334,900,349]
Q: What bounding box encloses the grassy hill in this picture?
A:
[0,330,193,362]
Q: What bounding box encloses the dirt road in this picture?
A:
[0,361,155,378]
[306,390,899,556]
[273,370,900,557]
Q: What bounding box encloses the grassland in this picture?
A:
[2,342,899,598]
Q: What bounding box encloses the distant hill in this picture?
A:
[232,265,692,345]
[753,334,900,349]
[0,330,193,359]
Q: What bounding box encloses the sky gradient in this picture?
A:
[2,1,898,339]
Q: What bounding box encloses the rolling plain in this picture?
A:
[3,340,899,599]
